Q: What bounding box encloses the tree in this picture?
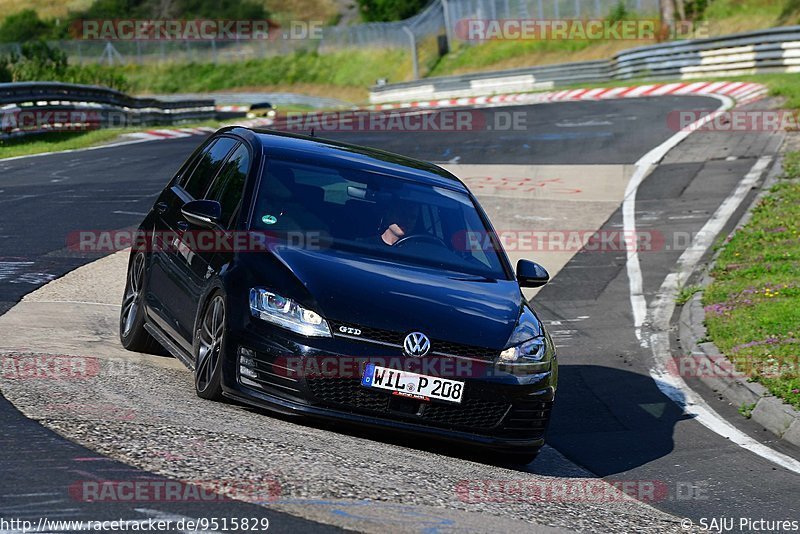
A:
[0,9,55,43]
[357,0,427,22]
[660,0,676,40]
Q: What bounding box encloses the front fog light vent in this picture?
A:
[238,347,258,378]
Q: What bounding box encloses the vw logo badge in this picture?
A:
[403,332,431,357]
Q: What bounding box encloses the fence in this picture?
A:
[369,25,800,103]
[0,0,659,79]
[0,82,215,138]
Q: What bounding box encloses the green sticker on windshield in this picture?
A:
[262,214,278,225]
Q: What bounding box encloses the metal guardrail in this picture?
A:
[1,82,216,138]
[370,25,800,104]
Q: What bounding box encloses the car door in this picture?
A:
[146,135,239,348]
[171,142,252,340]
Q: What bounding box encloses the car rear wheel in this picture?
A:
[120,252,161,353]
[194,293,226,401]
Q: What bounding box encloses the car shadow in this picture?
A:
[235,363,691,477]
[546,364,694,476]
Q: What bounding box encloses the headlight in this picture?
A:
[499,337,547,363]
[249,288,331,337]
[497,305,553,372]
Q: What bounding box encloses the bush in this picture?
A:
[780,0,800,22]
[73,0,268,20]
[0,9,57,43]
[0,41,128,91]
[357,0,427,22]
[606,1,629,23]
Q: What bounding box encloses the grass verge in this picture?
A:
[702,155,800,410]
[0,119,223,159]
[0,129,129,159]
[122,49,410,101]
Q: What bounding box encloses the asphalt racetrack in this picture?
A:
[1,95,798,532]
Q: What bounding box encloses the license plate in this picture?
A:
[361,363,464,404]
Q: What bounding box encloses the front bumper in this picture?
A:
[221,320,556,452]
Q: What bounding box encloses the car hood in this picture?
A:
[267,245,522,349]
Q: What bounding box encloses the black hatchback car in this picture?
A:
[120,127,557,463]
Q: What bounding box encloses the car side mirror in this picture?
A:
[516,259,550,288]
[181,200,222,228]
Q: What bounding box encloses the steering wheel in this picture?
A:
[394,234,448,249]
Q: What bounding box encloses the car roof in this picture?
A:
[223,126,469,193]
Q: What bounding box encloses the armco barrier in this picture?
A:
[370,25,800,104]
[1,82,215,138]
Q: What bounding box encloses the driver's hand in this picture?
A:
[381,223,405,246]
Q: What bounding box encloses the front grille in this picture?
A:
[422,399,511,429]
[307,377,510,430]
[306,377,391,411]
[329,321,501,362]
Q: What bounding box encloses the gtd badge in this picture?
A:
[403,332,431,357]
[338,326,362,336]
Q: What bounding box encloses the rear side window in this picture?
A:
[206,144,251,228]
[182,137,238,199]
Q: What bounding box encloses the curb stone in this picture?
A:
[676,151,800,448]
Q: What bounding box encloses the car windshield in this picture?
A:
[251,157,508,279]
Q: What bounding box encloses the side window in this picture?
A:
[206,144,251,228]
[182,137,238,199]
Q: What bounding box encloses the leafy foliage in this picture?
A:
[0,9,58,42]
[0,41,128,90]
[356,0,426,22]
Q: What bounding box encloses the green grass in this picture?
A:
[0,129,127,159]
[676,285,703,305]
[122,49,411,95]
[427,0,800,78]
[738,402,757,418]
[429,38,603,77]
[0,119,223,159]
[784,151,800,178]
[702,157,800,410]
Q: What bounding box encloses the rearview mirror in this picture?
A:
[516,259,550,288]
[181,200,222,228]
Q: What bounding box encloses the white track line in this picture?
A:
[648,156,800,474]
[624,97,800,474]
[623,94,734,343]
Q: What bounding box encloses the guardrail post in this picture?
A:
[403,26,420,80]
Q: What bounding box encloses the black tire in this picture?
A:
[120,252,161,354]
[194,292,226,401]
